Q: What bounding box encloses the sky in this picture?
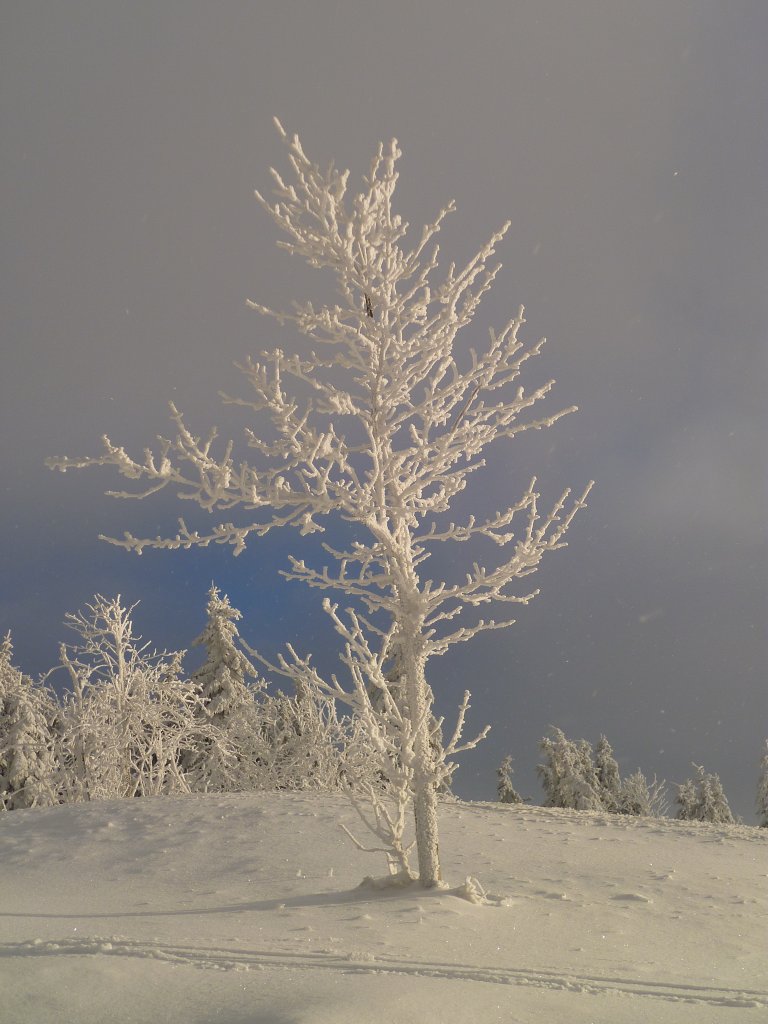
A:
[2,1,766,819]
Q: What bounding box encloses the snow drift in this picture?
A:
[1,792,766,1022]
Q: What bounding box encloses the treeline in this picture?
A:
[499,728,768,826]
[0,588,381,811]
[2,589,767,826]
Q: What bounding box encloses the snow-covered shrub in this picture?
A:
[253,689,382,794]
[676,764,734,824]
[182,587,381,796]
[23,589,386,804]
[55,596,209,802]
[0,633,58,810]
[618,769,668,818]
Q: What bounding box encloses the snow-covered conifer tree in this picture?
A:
[696,769,734,824]
[676,764,734,824]
[538,728,666,817]
[192,585,258,722]
[594,735,621,812]
[0,633,58,810]
[757,741,768,827]
[47,125,592,886]
[676,778,698,821]
[497,755,523,804]
[537,729,602,811]
[183,586,264,791]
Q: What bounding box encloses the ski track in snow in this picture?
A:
[3,936,765,1009]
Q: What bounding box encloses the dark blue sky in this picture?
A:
[2,2,766,818]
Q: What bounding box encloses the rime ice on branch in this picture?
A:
[48,121,593,886]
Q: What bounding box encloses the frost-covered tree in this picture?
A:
[0,633,58,810]
[538,727,666,817]
[497,754,523,804]
[254,688,382,795]
[675,778,698,821]
[47,124,592,887]
[184,585,378,795]
[192,585,258,722]
[594,735,621,811]
[537,729,603,811]
[56,596,208,801]
[618,769,668,818]
[757,741,768,828]
[676,764,734,824]
[183,585,264,791]
[696,769,734,825]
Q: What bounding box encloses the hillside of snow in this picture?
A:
[1,792,766,1023]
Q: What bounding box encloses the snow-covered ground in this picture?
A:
[1,792,765,1023]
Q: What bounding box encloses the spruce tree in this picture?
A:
[539,728,666,817]
[676,778,698,821]
[497,755,523,804]
[0,633,58,810]
[595,735,621,811]
[697,770,734,824]
[186,585,262,791]
[193,585,258,724]
[676,764,734,824]
[537,728,602,811]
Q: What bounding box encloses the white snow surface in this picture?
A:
[1,792,766,1023]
